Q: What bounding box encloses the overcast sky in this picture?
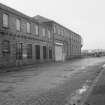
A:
[1,0,105,50]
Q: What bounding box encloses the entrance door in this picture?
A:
[55,45,63,61]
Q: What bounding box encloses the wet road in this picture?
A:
[0,57,105,105]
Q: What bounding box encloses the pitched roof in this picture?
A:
[33,15,53,23]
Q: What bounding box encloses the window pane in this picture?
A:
[48,30,51,39]
[53,25,56,33]
[35,25,39,35]
[27,22,30,33]
[2,40,10,56]
[42,28,45,36]
[61,30,64,36]
[58,28,61,35]
[3,14,8,27]
[16,19,20,31]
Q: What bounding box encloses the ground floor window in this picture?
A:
[16,43,23,60]
[2,40,10,56]
[35,45,40,60]
[49,47,52,59]
[43,46,47,59]
[27,44,32,59]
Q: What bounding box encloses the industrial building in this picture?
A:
[34,15,82,61]
[0,3,82,68]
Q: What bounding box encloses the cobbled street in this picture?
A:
[0,57,105,105]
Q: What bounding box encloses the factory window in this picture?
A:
[16,43,23,60]
[35,45,40,60]
[16,19,21,31]
[34,24,39,35]
[27,44,32,59]
[49,48,52,59]
[2,40,10,56]
[43,46,47,59]
[61,30,64,36]
[53,25,56,33]
[47,30,51,39]
[58,28,61,35]
[26,22,30,33]
[3,13,9,28]
[42,28,46,36]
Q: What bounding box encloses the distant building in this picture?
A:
[0,3,82,68]
[81,49,105,57]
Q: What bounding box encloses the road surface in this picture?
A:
[0,57,105,105]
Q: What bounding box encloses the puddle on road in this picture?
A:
[64,68,74,71]
[102,64,105,68]
[65,80,91,105]
[64,66,86,72]
[79,66,86,70]
[77,85,89,94]
[0,86,14,93]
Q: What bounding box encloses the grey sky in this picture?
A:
[1,0,105,50]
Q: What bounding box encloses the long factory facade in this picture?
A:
[0,3,82,68]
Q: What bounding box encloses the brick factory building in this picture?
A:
[0,3,82,68]
[34,15,82,61]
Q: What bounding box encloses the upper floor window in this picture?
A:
[53,25,56,33]
[48,30,51,39]
[3,13,9,28]
[26,22,30,33]
[58,28,61,35]
[42,28,46,36]
[61,30,64,36]
[16,19,21,31]
[34,24,39,35]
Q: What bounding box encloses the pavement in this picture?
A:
[83,64,105,105]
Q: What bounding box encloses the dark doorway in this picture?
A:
[16,43,23,60]
[49,48,52,59]
[43,46,47,59]
[35,45,40,60]
[27,44,32,59]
